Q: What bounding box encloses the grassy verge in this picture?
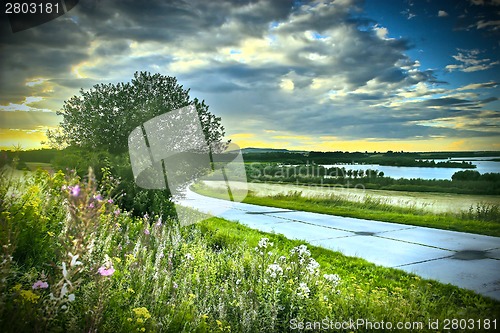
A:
[192,182,500,237]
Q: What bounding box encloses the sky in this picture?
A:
[0,0,499,152]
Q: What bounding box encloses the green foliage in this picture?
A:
[50,147,176,218]
[49,71,225,153]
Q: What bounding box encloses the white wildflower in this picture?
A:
[323,274,341,287]
[185,253,194,261]
[62,262,68,278]
[257,237,273,249]
[297,282,310,299]
[68,294,75,302]
[266,263,283,279]
[60,283,68,298]
[291,244,311,258]
[306,258,320,275]
[68,252,82,267]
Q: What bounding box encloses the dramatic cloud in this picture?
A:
[0,0,499,150]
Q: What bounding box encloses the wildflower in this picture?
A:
[94,194,103,201]
[20,290,40,303]
[62,262,68,278]
[98,266,115,276]
[201,314,209,320]
[296,282,310,299]
[155,217,162,227]
[323,274,341,286]
[144,229,150,235]
[107,199,114,204]
[257,237,273,249]
[306,258,320,275]
[32,280,49,289]
[184,253,194,261]
[70,185,80,197]
[291,244,311,258]
[68,252,82,267]
[89,202,95,208]
[60,283,69,297]
[68,294,75,302]
[266,264,283,279]
[132,307,151,320]
[114,209,120,216]
[235,279,241,285]
[173,282,178,289]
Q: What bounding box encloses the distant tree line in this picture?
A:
[242,151,478,169]
[243,163,500,195]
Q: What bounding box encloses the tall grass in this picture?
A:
[193,182,500,236]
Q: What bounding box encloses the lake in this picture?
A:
[322,157,500,180]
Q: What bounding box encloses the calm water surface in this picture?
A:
[322,157,500,180]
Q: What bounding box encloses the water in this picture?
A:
[322,157,500,180]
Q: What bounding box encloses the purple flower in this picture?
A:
[32,280,49,289]
[107,199,114,204]
[89,202,95,208]
[94,194,103,201]
[114,209,120,216]
[144,229,150,235]
[70,185,80,197]
[97,266,115,276]
[155,217,162,227]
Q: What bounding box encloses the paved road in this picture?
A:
[177,189,500,301]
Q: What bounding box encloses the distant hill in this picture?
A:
[241,147,307,154]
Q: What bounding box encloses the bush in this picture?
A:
[51,147,177,219]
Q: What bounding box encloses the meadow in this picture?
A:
[193,182,500,237]
[1,166,499,332]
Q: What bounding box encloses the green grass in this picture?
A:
[192,183,500,237]
[1,169,499,332]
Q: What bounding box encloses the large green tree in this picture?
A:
[48,71,225,153]
[48,72,227,219]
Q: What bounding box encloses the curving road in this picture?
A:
[177,187,500,301]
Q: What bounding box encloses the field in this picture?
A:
[193,181,500,237]
[1,168,499,332]
[202,180,500,214]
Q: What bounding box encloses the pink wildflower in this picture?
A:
[97,266,115,276]
[32,280,49,289]
[70,185,80,197]
[144,229,150,235]
[107,199,114,204]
